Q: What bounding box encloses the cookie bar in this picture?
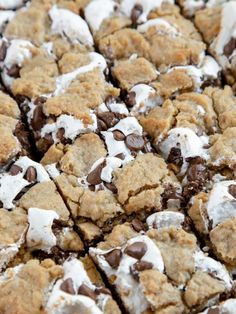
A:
[0,256,120,314]
[41,99,181,244]
[195,1,236,88]
[0,90,31,167]
[0,155,85,268]
[189,179,236,267]
[90,211,233,313]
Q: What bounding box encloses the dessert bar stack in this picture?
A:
[0,0,236,313]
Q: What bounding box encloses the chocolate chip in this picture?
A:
[130,260,153,280]
[125,91,136,107]
[34,96,47,105]
[228,184,236,198]
[207,308,220,314]
[124,242,147,259]
[115,153,125,160]
[104,182,118,193]
[224,37,236,57]
[97,112,118,128]
[0,41,7,61]
[131,219,144,232]
[14,122,30,150]
[167,147,183,167]
[56,128,65,141]
[104,249,122,268]
[113,130,125,141]
[31,104,46,131]
[87,161,106,186]
[7,64,20,78]
[9,165,23,176]
[60,278,76,294]
[161,185,183,208]
[78,284,97,300]
[131,4,143,26]
[125,134,145,151]
[24,166,37,182]
[187,162,208,183]
[95,287,111,295]
[97,119,108,131]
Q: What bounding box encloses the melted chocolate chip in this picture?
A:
[105,95,116,105]
[34,96,47,105]
[187,162,208,183]
[97,119,108,131]
[60,278,76,295]
[97,112,118,128]
[130,260,153,280]
[87,161,106,186]
[161,185,183,208]
[131,219,145,232]
[9,165,23,176]
[56,128,65,142]
[125,91,136,107]
[228,184,236,198]
[95,287,111,295]
[24,166,37,182]
[113,130,125,141]
[104,249,122,268]
[0,41,7,61]
[167,147,183,167]
[104,182,118,193]
[115,153,125,160]
[131,4,143,26]
[31,104,46,131]
[125,134,145,151]
[14,122,30,150]
[7,64,20,78]
[78,284,97,300]
[124,242,147,259]
[224,37,236,57]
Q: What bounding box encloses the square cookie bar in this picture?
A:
[41,98,181,244]
[90,211,233,313]
[0,256,120,314]
[195,1,236,88]
[0,156,84,269]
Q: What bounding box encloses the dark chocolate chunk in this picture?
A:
[125,91,136,107]
[115,153,125,160]
[97,112,118,128]
[7,64,20,78]
[104,249,122,268]
[228,184,236,198]
[60,278,76,294]
[125,134,145,151]
[31,104,46,131]
[167,147,183,167]
[131,219,145,232]
[24,166,37,182]
[131,4,143,26]
[78,284,97,300]
[124,242,147,259]
[95,287,111,295]
[0,41,7,61]
[224,37,236,57]
[104,182,118,193]
[112,130,125,141]
[87,161,106,186]
[9,165,23,176]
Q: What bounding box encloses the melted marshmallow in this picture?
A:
[45,163,60,180]
[130,84,163,113]
[84,0,117,33]
[0,156,50,209]
[1,39,33,87]
[27,208,59,252]
[53,52,106,96]
[46,258,109,314]
[137,18,179,37]
[194,250,232,290]
[49,5,93,46]
[0,10,15,32]
[207,180,236,228]
[41,113,97,142]
[147,211,185,229]
[0,0,26,9]
[121,0,174,23]
[90,235,164,314]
